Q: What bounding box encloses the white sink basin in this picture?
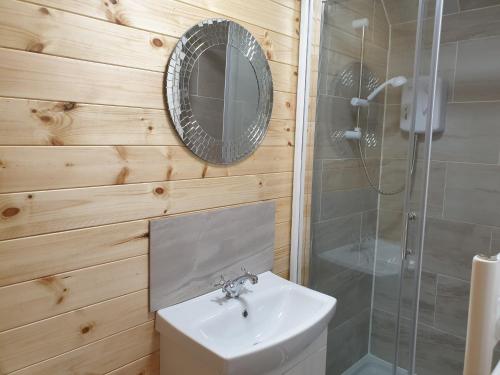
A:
[156,271,336,375]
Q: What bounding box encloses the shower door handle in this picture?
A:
[401,211,417,260]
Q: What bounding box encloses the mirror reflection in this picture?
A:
[188,44,260,144]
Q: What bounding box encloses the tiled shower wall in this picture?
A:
[372,1,500,374]
[309,1,389,374]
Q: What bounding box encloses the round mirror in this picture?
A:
[165,19,273,165]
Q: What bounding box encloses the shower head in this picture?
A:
[389,76,408,87]
[351,76,408,107]
[366,76,407,101]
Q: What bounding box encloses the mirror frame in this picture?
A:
[165,19,273,165]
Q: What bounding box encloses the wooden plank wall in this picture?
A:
[0,0,300,374]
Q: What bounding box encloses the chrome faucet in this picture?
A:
[214,267,258,298]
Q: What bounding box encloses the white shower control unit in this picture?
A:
[400,76,447,134]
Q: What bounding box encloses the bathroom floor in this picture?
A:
[342,354,408,375]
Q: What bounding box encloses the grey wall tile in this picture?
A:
[326,309,370,375]
[459,0,500,11]
[455,36,500,102]
[372,0,390,49]
[378,209,403,243]
[322,159,378,191]
[381,105,410,159]
[373,269,437,325]
[324,1,372,35]
[387,40,456,104]
[320,188,378,220]
[444,163,500,227]
[315,267,372,328]
[435,275,470,337]
[311,161,323,223]
[414,323,466,375]
[312,214,362,255]
[371,308,411,368]
[149,202,275,310]
[442,5,500,43]
[423,217,491,280]
[379,159,446,217]
[315,96,357,160]
[360,209,378,251]
[432,102,500,164]
[378,159,407,213]
[383,0,459,24]
[371,308,466,375]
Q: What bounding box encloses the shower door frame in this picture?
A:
[398,0,445,373]
[290,0,446,374]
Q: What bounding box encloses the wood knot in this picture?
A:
[155,187,165,195]
[110,0,118,4]
[166,166,173,180]
[29,42,44,53]
[31,109,37,113]
[80,322,95,335]
[293,71,298,76]
[2,207,20,218]
[50,136,64,146]
[39,115,52,123]
[116,167,130,184]
[63,102,76,111]
[288,141,293,146]
[266,51,272,60]
[286,128,291,132]
[285,102,291,108]
[152,38,163,47]
[258,181,263,187]
[27,194,33,199]
[39,7,50,15]
[148,126,153,131]
[201,165,209,178]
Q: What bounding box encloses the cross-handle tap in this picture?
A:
[214,267,258,298]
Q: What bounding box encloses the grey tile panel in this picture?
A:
[149,202,275,311]
[442,5,500,43]
[326,309,370,375]
[435,275,470,337]
[322,159,378,192]
[315,267,372,328]
[422,216,491,280]
[455,36,500,102]
[312,214,362,255]
[320,188,378,220]
[431,102,500,164]
[444,162,500,227]
[459,0,500,11]
[371,308,466,374]
[373,268,437,325]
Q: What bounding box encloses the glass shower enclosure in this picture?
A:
[296,0,500,374]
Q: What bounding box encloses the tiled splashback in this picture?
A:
[149,202,275,311]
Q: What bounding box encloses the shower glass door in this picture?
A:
[299,0,444,374]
